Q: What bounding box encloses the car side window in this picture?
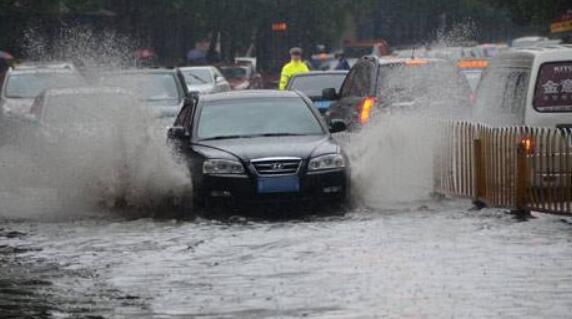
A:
[339,68,356,98]
[349,62,371,97]
[474,69,529,125]
[507,71,529,121]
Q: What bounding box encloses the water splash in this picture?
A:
[0,26,190,218]
[349,24,477,209]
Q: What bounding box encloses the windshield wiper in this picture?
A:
[187,73,208,84]
[6,95,29,99]
[200,134,255,141]
[258,133,307,137]
[200,133,308,141]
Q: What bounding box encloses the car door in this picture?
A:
[168,101,194,156]
[326,60,374,127]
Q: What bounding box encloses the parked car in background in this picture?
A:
[218,63,263,90]
[324,56,471,130]
[178,66,231,94]
[285,71,348,114]
[0,66,85,115]
[99,68,186,119]
[234,57,257,70]
[167,90,349,210]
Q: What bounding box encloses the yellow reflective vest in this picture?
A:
[279,60,310,90]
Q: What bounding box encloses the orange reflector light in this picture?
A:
[520,135,535,154]
[457,59,488,69]
[359,96,376,124]
[405,58,429,66]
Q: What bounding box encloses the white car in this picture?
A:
[473,45,572,189]
[473,45,572,127]
[0,67,85,115]
[178,66,231,94]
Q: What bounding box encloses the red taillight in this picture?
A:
[358,96,376,124]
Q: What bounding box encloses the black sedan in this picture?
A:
[168,90,349,210]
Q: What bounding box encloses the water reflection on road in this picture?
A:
[2,201,572,318]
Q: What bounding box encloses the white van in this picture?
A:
[473,45,572,128]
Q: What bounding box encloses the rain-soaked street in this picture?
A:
[2,1,572,318]
[2,196,572,318]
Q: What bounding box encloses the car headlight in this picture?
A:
[308,154,345,171]
[203,159,245,174]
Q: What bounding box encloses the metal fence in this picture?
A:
[435,121,572,215]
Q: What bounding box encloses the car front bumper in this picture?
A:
[197,168,348,206]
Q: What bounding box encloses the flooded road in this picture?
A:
[2,200,572,318]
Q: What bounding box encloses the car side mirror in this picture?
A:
[329,119,347,133]
[185,91,200,104]
[167,126,189,139]
[322,88,338,100]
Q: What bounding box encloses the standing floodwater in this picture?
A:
[2,201,572,318]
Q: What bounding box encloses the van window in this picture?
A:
[533,61,572,112]
[474,69,530,125]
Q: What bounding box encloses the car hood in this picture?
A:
[192,135,339,162]
[3,98,34,114]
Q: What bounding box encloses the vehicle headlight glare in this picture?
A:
[203,159,245,174]
[308,154,345,171]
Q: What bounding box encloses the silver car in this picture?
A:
[178,66,231,94]
[0,67,85,115]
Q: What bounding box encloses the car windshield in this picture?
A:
[182,69,213,85]
[289,74,346,97]
[101,73,181,102]
[220,66,248,80]
[197,97,324,140]
[379,63,470,106]
[43,92,137,125]
[5,72,84,98]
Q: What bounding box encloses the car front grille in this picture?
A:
[251,158,302,175]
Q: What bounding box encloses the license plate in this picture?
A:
[314,100,333,110]
[257,176,300,193]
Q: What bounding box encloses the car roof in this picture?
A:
[372,56,449,66]
[491,46,572,67]
[178,66,216,72]
[102,68,177,75]
[509,45,572,54]
[290,71,348,78]
[42,86,135,97]
[200,90,301,102]
[7,68,78,75]
[14,61,76,70]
